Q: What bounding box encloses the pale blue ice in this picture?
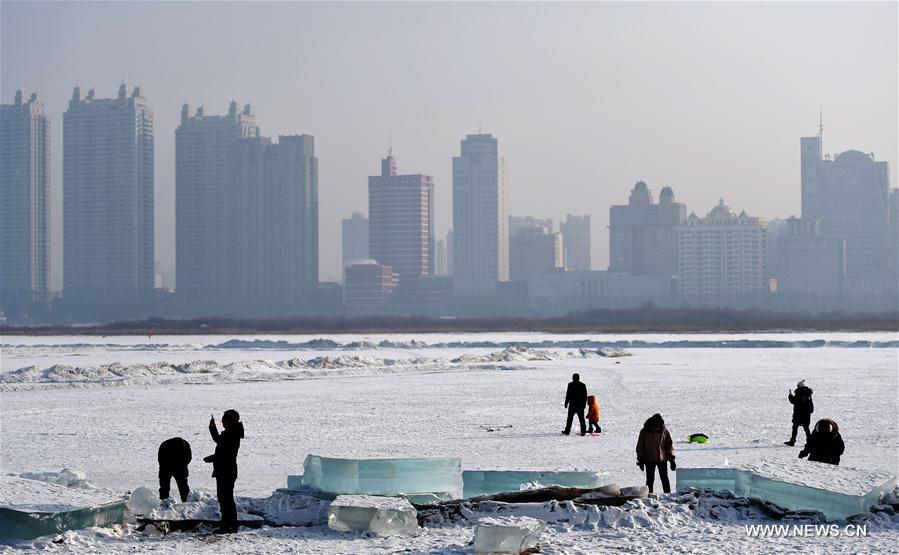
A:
[299,455,463,499]
[676,466,896,520]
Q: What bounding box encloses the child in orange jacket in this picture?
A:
[586,395,601,434]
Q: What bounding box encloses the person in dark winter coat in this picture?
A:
[157,437,192,502]
[636,414,675,494]
[799,419,845,465]
[562,373,588,436]
[785,379,814,446]
[204,409,244,533]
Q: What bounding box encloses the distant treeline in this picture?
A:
[3,307,897,335]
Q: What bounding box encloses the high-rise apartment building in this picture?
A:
[776,217,845,301]
[799,133,891,290]
[368,154,434,278]
[452,133,508,296]
[435,239,447,276]
[676,200,767,305]
[234,135,318,309]
[446,230,454,277]
[509,216,552,237]
[561,214,591,271]
[609,182,685,276]
[342,212,370,277]
[63,84,154,303]
[176,101,258,302]
[509,227,564,283]
[1,90,51,312]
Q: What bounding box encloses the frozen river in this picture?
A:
[1,332,897,553]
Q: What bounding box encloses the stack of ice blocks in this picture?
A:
[677,461,896,520]
[463,470,607,498]
[298,455,464,502]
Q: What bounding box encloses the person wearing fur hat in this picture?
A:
[784,379,814,447]
[204,409,245,533]
[799,419,844,465]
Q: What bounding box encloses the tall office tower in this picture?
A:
[609,182,686,276]
[452,133,508,296]
[890,189,899,280]
[799,130,891,291]
[445,230,454,276]
[368,154,434,278]
[676,200,767,306]
[561,214,591,271]
[435,239,447,275]
[509,216,553,237]
[509,227,564,283]
[0,90,51,313]
[342,212,370,277]
[63,84,154,303]
[176,101,258,302]
[234,135,318,309]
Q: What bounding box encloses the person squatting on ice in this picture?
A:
[636,413,675,494]
[157,437,192,502]
[785,379,814,446]
[586,395,601,434]
[562,373,588,436]
[204,409,244,533]
[799,418,845,465]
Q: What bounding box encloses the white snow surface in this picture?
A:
[0,331,897,552]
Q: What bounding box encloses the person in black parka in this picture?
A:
[799,419,845,465]
[562,373,588,436]
[784,379,814,446]
[204,409,244,533]
[157,437,192,502]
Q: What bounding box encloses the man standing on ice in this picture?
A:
[204,409,244,533]
[784,379,814,446]
[157,437,192,502]
[562,373,588,436]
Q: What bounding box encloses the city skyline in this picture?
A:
[2,2,896,288]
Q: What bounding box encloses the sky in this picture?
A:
[2,1,896,289]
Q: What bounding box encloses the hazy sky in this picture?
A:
[2,1,896,289]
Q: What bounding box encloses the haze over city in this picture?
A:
[3,1,896,289]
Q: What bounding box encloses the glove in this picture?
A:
[637,461,645,471]
[203,455,214,463]
[669,459,677,471]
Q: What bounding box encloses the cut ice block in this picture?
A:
[0,477,125,540]
[473,516,545,554]
[677,461,897,520]
[126,487,159,515]
[301,455,463,499]
[327,495,421,536]
[463,470,607,498]
[288,476,448,504]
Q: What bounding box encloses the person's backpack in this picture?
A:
[797,393,814,414]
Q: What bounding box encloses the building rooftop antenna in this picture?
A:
[388,128,393,157]
[819,107,823,141]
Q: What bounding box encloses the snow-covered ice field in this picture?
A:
[1,332,897,553]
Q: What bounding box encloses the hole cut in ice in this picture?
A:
[463,470,609,498]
